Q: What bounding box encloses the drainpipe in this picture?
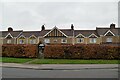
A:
[72,30,75,45]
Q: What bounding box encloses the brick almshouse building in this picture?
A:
[1,23,120,45]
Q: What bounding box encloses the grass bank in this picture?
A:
[0,57,119,64]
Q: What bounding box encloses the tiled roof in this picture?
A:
[18,31,41,37]
[1,26,120,38]
[39,30,50,36]
[96,27,120,36]
[1,31,22,37]
[74,30,99,37]
[60,29,73,36]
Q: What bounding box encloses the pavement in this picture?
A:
[0,62,118,70]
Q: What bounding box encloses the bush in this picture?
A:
[2,44,120,59]
[2,44,38,58]
[44,44,120,59]
[44,45,64,59]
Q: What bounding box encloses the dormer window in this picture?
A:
[89,33,98,44]
[18,35,25,44]
[5,33,13,44]
[29,35,36,44]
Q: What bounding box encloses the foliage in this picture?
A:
[44,44,120,59]
[2,44,38,58]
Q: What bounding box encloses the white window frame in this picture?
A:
[19,39,24,44]
[61,39,67,43]
[7,39,11,44]
[30,39,36,44]
[90,38,97,43]
[44,39,50,43]
[77,38,84,43]
[106,37,112,42]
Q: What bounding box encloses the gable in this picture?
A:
[29,35,37,39]
[43,27,68,38]
[104,30,115,36]
[19,35,25,39]
[5,33,13,39]
[88,33,98,38]
[76,34,85,38]
[105,32,114,36]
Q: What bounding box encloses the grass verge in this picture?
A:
[0,57,34,63]
[0,57,119,64]
[30,59,119,64]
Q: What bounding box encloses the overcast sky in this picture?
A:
[0,0,119,31]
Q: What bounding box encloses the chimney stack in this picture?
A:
[71,24,74,30]
[8,27,13,32]
[41,24,45,31]
[110,23,115,29]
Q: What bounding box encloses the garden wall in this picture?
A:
[44,44,120,59]
[2,44,38,58]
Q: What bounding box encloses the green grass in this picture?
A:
[30,59,119,64]
[0,57,2,62]
[0,57,34,63]
[0,57,119,64]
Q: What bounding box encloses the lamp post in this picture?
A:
[38,43,45,59]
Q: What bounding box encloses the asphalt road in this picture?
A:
[2,67,118,78]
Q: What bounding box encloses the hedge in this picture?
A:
[44,44,120,59]
[2,44,38,58]
[2,44,120,59]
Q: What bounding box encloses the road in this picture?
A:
[2,67,118,78]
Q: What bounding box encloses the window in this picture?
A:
[106,38,112,42]
[7,39,11,44]
[61,39,67,43]
[90,38,96,43]
[44,39,50,43]
[19,39,24,44]
[54,39,57,43]
[30,39,36,44]
[77,38,84,43]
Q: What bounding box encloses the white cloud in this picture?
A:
[1,1,118,31]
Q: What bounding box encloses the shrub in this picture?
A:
[2,44,38,58]
[44,45,64,59]
[44,44,120,59]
